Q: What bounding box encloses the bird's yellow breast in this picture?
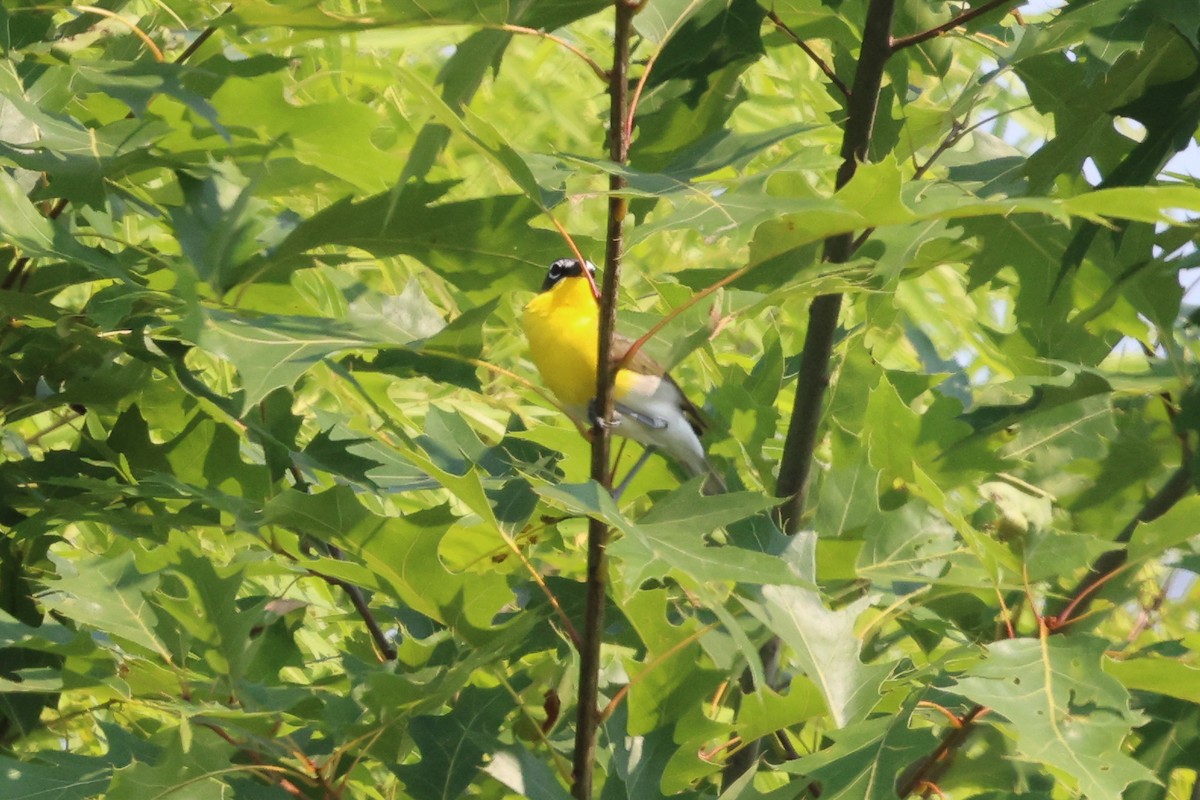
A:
[522,277,599,409]
[521,276,638,411]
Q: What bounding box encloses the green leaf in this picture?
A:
[601,705,679,800]
[270,183,598,298]
[191,309,369,412]
[483,748,573,800]
[733,680,827,745]
[953,636,1155,800]
[169,164,287,294]
[106,727,236,800]
[0,753,112,800]
[1126,495,1200,562]
[0,169,125,281]
[394,686,511,800]
[39,550,170,660]
[1104,656,1200,704]
[263,485,374,541]
[621,588,726,734]
[742,584,893,728]
[396,65,562,208]
[864,374,920,483]
[613,487,809,589]
[778,696,937,800]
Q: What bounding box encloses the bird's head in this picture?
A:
[541,258,597,292]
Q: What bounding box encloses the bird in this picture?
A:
[521,257,725,495]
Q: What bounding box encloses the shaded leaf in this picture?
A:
[953,636,1154,800]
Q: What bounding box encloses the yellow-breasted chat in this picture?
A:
[521,257,725,494]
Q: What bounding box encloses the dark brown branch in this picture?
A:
[174,5,231,63]
[285,464,397,662]
[766,10,850,99]
[724,0,898,790]
[572,1,636,797]
[896,705,986,796]
[889,0,1018,52]
[775,0,896,533]
[318,544,397,662]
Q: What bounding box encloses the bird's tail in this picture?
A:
[702,467,727,495]
[678,452,726,495]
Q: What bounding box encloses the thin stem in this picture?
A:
[889,0,1018,52]
[766,10,850,98]
[917,701,965,728]
[624,0,707,144]
[912,105,1031,181]
[613,259,756,373]
[498,531,583,649]
[572,2,636,796]
[22,410,83,447]
[73,5,164,61]
[500,24,609,82]
[173,5,230,62]
[1125,589,1165,642]
[546,214,601,302]
[196,721,309,797]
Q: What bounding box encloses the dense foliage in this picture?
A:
[1,0,1199,798]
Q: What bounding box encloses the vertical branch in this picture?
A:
[724,0,898,790]
[775,0,897,533]
[572,1,635,797]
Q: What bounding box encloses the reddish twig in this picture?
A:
[896,705,987,797]
[198,721,308,797]
[889,0,1018,52]
[613,259,755,373]
[1051,465,1192,627]
[624,0,704,143]
[74,5,164,61]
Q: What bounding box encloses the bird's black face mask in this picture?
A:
[541,258,596,292]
